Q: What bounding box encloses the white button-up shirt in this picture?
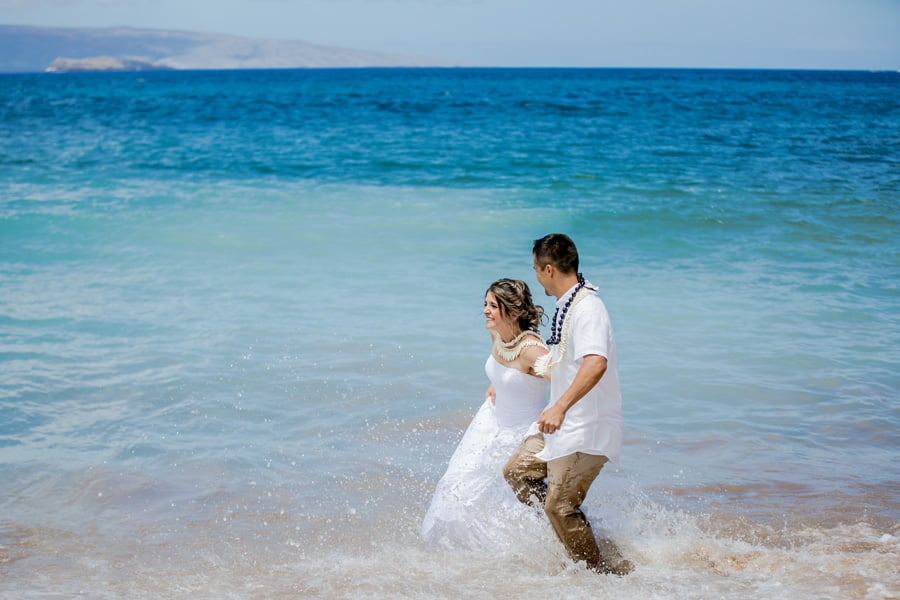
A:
[535,287,623,462]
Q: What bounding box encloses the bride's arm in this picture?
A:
[484,383,496,404]
[522,344,551,380]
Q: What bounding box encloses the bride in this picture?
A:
[421,278,550,550]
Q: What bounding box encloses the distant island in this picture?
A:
[0,24,458,73]
[45,56,173,73]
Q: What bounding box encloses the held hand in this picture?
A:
[537,403,566,434]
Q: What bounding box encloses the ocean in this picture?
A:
[1,67,898,599]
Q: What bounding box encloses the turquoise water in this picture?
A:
[1,68,898,598]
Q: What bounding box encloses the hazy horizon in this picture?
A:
[2,0,898,70]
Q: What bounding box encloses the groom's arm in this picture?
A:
[536,354,606,434]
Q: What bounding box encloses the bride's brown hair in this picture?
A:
[486,279,544,333]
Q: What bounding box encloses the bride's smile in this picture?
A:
[483,290,516,341]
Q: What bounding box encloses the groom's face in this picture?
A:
[532,254,551,296]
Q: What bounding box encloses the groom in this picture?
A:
[503,233,632,575]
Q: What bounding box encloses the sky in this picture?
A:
[2,0,899,69]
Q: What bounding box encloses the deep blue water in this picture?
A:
[1,68,898,598]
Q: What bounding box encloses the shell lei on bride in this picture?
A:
[492,330,547,362]
[533,286,593,377]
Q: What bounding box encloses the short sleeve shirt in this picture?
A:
[535,290,623,462]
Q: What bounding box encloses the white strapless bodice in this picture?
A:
[485,355,548,428]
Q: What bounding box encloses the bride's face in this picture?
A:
[483,291,514,337]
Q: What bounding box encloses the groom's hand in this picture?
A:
[538,354,606,434]
[537,403,565,434]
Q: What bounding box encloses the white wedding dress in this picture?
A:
[421,355,549,550]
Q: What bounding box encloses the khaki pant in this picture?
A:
[503,433,617,571]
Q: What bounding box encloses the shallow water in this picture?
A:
[1,68,898,598]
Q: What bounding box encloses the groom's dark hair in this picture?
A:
[533,233,579,275]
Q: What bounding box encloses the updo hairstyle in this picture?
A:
[486,278,544,333]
